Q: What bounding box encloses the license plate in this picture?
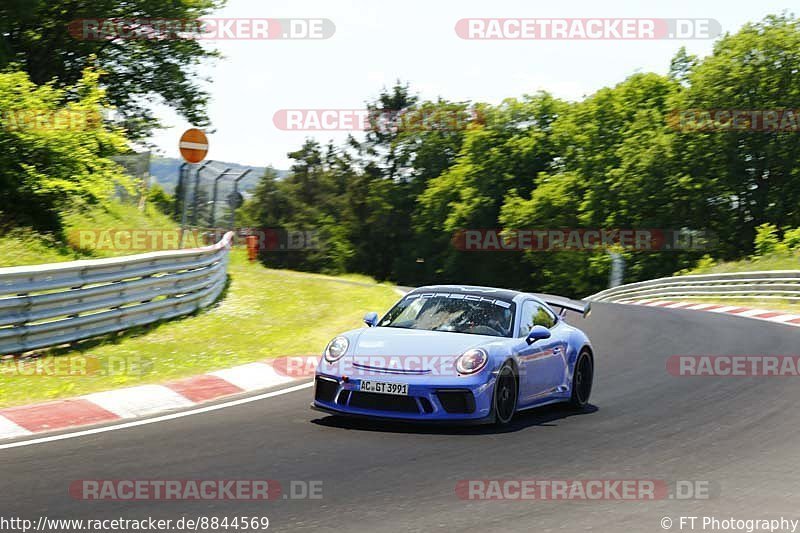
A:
[360,380,408,395]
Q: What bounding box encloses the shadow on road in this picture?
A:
[310,403,599,435]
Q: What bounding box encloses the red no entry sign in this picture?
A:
[179,128,209,163]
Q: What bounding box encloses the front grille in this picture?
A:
[337,389,351,406]
[314,377,338,403]
[348,391,420,414]
[436,390,476,414]
[419,397,434,414]
[352,362,430,375]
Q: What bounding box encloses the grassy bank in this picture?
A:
[680,251,800,275]
[0,202,179,267]
[671,251,800,313]
[0,249,400,407]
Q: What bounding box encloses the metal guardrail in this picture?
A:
[0,232,234,355]
[587,270,800,303]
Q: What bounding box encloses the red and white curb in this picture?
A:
[621,300,800,327]
[0,359,311,440]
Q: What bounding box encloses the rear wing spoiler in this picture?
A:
[539,295,592,319]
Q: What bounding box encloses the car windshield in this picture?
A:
[379,292,515,337]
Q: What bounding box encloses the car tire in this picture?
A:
[493,362,518,425]
[569,350,593,409]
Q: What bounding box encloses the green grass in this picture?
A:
[60,201,180,259]
[679,251,800,275]
[0,249,400,407]
[670,251,800,313]
[0,199,400,406]
[0,231,80,266]
[0,202,180,267]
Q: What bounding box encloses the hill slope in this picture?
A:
[149,157,287,193]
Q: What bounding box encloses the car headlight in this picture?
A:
[324,336,349,363]
[456,348,488,374]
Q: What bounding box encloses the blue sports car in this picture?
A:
[311,285,594,425]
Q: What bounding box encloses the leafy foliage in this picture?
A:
[0,67,132,232]
[0,0,223,138]
[146,183,174,217]
[223,15,800,295]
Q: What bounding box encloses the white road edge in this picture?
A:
[0,381,313,451]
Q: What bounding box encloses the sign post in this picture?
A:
[178,128,210,247]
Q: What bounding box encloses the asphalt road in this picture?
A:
[2,303,799,532]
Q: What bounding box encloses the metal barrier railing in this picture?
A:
[586,270,800,303]
[0,232,234,355]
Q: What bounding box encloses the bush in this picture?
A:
[146,183,175,217]
[753,223,785,257]
[0,66,131,233]
[783,227,800,251]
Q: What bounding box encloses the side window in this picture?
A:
[518,300,557,336]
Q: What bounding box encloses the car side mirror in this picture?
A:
[363,311,378,327]
[525,325,551,345]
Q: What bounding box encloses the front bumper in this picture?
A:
[310,402,495,425]
[311,372,496,423]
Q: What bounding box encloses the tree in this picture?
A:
[240,14,800,296]
[146,183,174,216]
[0,0,224,138]
[673,14,800,256]
[414,93,566,287]
[0,67,131,232]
